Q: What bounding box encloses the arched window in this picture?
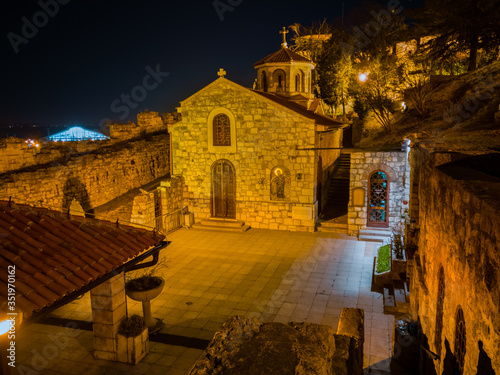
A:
[295,73,300,92]
[270,166,291,200]
[455,306,466,375]
[272,69,286,93]
[434,266,445,357]
[261,71,268,92]
[213,113,231,146]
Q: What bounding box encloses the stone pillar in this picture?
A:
[90,273,127,361]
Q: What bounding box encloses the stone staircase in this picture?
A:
[316,220,348,234]
[318,153,351,224]
[192,218,251,232]
[359,227,391,243]
[383,279,410,315]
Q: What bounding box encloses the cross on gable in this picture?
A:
[280,27,289,48]
[217,68,227,78]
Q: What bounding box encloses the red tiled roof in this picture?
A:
[253,47,313,66]
[252,91,347,128]
[0,201,165,317]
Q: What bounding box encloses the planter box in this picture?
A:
[373,256,393,287]
[116,327,149,365]
[391,246,407,279]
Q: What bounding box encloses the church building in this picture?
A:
[169,28,347,232]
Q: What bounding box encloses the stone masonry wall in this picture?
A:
[129,176,185,231]
[412,151,500,375]
[0,132,170,214]
[0,137,112,174]
[348,150,410,234]
[173,78,324,232]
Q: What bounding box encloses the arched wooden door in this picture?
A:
[211,160,236,219]
[367,171,389,227]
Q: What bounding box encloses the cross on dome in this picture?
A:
[217,68,227,78]
[280,27,289,48]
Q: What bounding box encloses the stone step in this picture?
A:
[316,221,348,234]
[361,228,392,235]
[200,218,244,228]
[359,235,388,243]
[192,223,251,232]
[318,221,348,229]
[359,228,391,243]
[394,287,407,306]
[383,285,397,314]
[193,219,251,232]
[316,226,348,234]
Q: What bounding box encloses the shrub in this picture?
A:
[118,314,145,337]
[376,244,391,273]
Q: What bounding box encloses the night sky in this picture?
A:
[1,0,425,129]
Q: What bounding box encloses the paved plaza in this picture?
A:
[15,228,395,374]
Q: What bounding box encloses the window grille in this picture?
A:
[213,114,231,146]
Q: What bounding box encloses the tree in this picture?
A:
[398,58,432,117]
[351,57,400,133]
[412,0,500,71]
[315,28,353,117]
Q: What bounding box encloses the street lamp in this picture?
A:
[358,72,369,82]
[0,316,13,375]
[0,320,10,335]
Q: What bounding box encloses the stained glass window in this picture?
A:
[369,171,388,223]
[213,114,231,146]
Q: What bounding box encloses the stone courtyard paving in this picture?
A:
[15,228,395,374]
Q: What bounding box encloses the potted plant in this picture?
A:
[116,314,149,365]
[125,259,168,333]
[391,225,407,278]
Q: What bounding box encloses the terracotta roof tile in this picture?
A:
[252,91,348,127]
[0,201,165,317]
[14,295,39,314]
[44,281,70,296]
[254,47,313,66]
[24,292,50,309]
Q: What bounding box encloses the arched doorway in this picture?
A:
[368,171,389,227]
[211,160,236,219]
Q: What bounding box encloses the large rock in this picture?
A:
[188,316,360,375]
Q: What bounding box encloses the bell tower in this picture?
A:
[253,27,315,99]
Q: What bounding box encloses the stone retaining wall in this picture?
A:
[0,132,170,214]
[413,150,500,375]
[0,137,112,174]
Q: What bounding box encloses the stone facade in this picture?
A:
[129,176,185,232]
[409,148,500,375]
[171,77,343,232]
[105,110,179,141]
[0,132,170,215]
[0,137,111,174]
[347,149,410,234]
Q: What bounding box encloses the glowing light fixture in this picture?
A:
[358,73,368,82]
[46,126,109,142]
[0,320,10,335]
